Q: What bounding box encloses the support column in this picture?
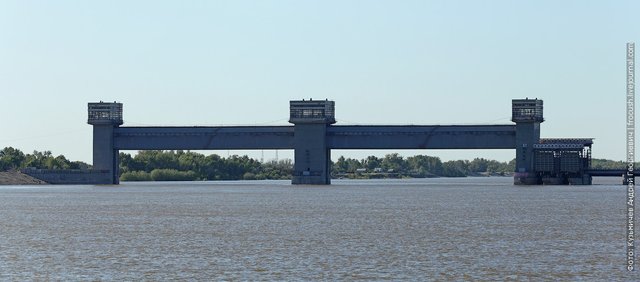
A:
[88,102,123,184]
[92,125,119,184]
[512,99,543,185]
[292,123,331,184]
[289,100,335,185]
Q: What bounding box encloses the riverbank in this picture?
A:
[0,171,48,185]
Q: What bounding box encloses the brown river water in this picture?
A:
[0,177,637,281]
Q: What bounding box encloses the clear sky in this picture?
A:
[0,0,638,163]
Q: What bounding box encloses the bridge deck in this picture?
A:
[114,124,517,151]
[328,125,516,149]
[114,126,294,150]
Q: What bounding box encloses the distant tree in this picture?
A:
[0,147,88,171]
[150,169,198,181]
[334,156,348,174]
[257,159,292,180]
[363,156,382,171]
[0,147,26,170]
[23,151,52,168]
[442,160,469,177]
[381,153,405,172]
[178,151,205,172]
[70,161,91,170]
[120,171,152,181]
[406,155,443,176]
[591,158,630,170]
[469,158,489,172]
[119,152,137,173]
[506,159,516,172]
[45,155,72,169]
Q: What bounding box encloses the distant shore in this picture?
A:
[0,171,48,185]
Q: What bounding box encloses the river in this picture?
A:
[0,177,636,280]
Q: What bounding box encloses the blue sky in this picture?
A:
[0,0,637,163]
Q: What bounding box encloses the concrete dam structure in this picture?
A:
[25,99,597,185]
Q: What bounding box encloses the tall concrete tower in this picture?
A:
[289,99,336,185]
[88,102,122,184]
[512,98,544,185]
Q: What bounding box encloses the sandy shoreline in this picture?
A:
[0,171,48,185]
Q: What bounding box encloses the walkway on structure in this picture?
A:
[113,125,517,150]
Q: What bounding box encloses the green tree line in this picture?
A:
[119,150,292,181]
[5,147,637,181]
[332,153,515,178]
[591,158,639,170]
[0,147,90,171]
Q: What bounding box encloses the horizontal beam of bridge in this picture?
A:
[114,126,294,150]
[327,125,516,149]
[113,124,517,151]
